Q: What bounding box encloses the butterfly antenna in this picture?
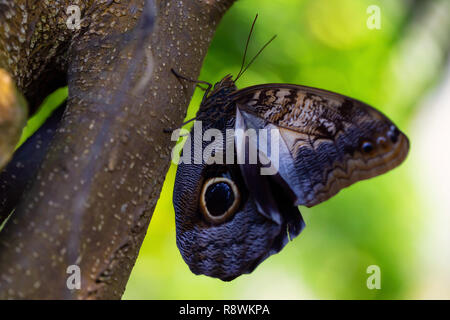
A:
[236,34,277,81]
[235,14,259,81]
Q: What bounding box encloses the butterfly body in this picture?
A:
[173,74,409,281]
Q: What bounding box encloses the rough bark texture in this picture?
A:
[0,0,235,299]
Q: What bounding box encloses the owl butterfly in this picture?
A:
[172,16,409,281]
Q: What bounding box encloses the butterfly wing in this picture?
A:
[173,81,409,282]
[234,106,306,239]
[174,117,304,281]
[231,84,409,207]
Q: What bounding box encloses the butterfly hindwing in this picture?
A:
[174,115,304,281]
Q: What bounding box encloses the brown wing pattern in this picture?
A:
[232,84,409,207]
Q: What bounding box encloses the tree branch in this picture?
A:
[0,0,235,299]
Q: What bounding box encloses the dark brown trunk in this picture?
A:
[0,0,235,299]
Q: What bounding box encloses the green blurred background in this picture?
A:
[24,0,450,299]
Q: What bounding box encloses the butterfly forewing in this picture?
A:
[231,84,409,207]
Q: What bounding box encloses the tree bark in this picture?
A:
[0,0,235,299]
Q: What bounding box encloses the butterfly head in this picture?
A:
[208,74,237,98]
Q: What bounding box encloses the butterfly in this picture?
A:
[171,16,409,281]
